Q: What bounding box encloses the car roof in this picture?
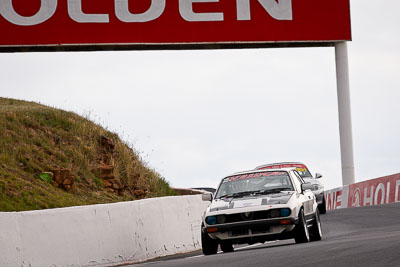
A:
[255,162,307,170]
[224,168,294,179]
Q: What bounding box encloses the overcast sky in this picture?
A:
[1,0,399,191]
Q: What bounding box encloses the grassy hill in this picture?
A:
[0,98,175,212]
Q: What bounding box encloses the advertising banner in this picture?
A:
[347,174,400,207]
[0,0,352,51]
[325,174,400,210]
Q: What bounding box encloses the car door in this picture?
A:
[291,170,315,216]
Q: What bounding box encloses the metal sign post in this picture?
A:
[335,42,355,185]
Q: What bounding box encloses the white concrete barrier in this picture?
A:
[0,195,210,267]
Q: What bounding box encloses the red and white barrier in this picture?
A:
[324,173,400,210]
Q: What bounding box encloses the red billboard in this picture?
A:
[0,0,352,51]
[325,173,400,210]
[347,174,400,207]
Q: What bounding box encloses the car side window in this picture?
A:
[290,171,302,192]
[293,171,306,184]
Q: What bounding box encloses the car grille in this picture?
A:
[224,209,281,223]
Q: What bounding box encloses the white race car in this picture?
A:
[255,162,326,214]
[201,168,322,255]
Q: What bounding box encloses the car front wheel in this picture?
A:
[309,209,323,241]
[201,224,218,255]
[294,209,310,243]
[319,195,327,214]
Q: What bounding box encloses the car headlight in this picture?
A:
[270,209,280,218]
[206,216,217,225]
[216,215,226,224]
[280,208,291,217]
[270,209,291,218]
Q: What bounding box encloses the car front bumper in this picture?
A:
[203,217,299,241]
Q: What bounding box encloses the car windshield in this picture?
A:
[215,171,294,199]
[258,163,312,179]
[294,166,312,179]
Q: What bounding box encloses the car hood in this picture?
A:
[209,192,294,212]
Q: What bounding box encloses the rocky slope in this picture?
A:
[0,98,175,211]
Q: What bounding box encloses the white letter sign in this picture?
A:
[179,0,223,22]
[67,0,109,23]
[237,0,292,21]
[115,0,165,23]
[0,0,57,26]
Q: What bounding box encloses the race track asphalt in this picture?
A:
[130,203,400,267]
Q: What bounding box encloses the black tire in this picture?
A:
[294,209,310,244]
[220,241,234,253]
[201,224,218,255]
[309,209,323,241]
[319,195,327,214]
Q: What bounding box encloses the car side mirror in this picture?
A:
[202,193,213,202]
[315,173,323,179]
[301,183,312,192]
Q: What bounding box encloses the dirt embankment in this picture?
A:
[0,97,175,211]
